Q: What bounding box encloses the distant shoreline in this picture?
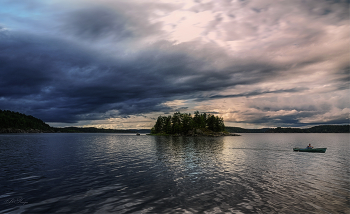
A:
[226,125,349,133]
[1,125,349,134]
[0,128,54,134]
[0,127,149,134]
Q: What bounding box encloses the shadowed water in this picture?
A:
[0,133,349,213]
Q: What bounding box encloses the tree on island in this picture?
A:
[150,111,225,135]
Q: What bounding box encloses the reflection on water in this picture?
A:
[0,133,349,213]
[155,136,225,178]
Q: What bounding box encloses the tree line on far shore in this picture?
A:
[264,125,350,133]
[226,125,349,133]
[151,111,225,135]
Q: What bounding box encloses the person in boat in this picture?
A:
[306,144,313,149]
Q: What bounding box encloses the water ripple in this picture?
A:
[0,133,349,213]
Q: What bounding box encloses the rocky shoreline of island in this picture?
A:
[148,128,241,137]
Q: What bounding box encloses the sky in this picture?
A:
[0,0,349,129]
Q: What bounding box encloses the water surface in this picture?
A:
[0,133,349,213]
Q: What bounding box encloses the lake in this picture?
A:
[0,133,349,213]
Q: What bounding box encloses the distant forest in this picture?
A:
[264,125,350,133]
[0,109,349,133]
[225,127,270,133]
[53,127,150,133]
[226,125,350,133]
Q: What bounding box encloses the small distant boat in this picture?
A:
[293,148,327,153]
[136,133,140,135]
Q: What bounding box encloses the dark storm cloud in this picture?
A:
[0,26,346,124]
[61,5,163,41]
[63,7,132,40]
[237,111,350,127]
[1,30,269,123]
[0,31,166,122]
[197,88,308,101]
[333,66,350,90]
[253,105,318,112]
[235,99,348,126]
[232,109,312,126]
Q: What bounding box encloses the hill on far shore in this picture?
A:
[0,110,53,133]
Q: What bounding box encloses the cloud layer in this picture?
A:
[0,0,349,128]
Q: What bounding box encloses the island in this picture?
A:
[150,111,239,136]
